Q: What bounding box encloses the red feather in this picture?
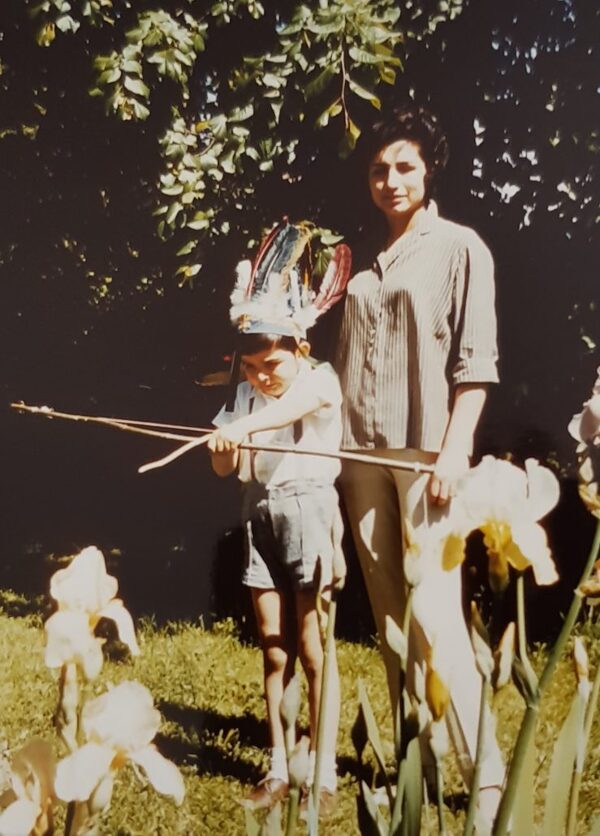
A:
[312,243,352,316]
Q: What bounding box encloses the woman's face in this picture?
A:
[368,139,428,225]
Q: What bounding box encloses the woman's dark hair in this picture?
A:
[359,104,450,202]
[234,331,299,356]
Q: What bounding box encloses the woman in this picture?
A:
[335,105,504,827]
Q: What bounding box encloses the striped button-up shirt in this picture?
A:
[334,202,499,452]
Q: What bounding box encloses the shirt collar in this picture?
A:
[374,200,438,276]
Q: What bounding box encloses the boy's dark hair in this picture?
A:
[235,331,299,356]
[359,104,450,202]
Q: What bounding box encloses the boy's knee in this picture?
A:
[298,641,323,680]
[263,641,289,674]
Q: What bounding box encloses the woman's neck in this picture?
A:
[385,202,426,248]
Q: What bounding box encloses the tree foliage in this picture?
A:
[18,0,466,284]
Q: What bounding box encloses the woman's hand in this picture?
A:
[429,384,486,504]
[429,445,470,505]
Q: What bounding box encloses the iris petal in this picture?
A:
[55,743,114,802]
[131,745,185,805]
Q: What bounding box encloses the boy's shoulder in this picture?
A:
[302,360,342,407]
[305,359,340,387]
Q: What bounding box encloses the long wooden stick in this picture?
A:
[138,434,212,473]
[11,402,435,474]
[11,403,200,442]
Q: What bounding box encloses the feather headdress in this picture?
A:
[230,219,352,339]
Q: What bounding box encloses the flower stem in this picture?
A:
[493,518,600,835]
[566,658,600,836]
[436,759,447,835]
[516,574,537,692]
[539,519,600,691]
[312,589,339,826]
[390,757,407,832]
[285,787,300,836]
[463,675,491,836]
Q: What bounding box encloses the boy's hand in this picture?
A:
[207,423,249,453]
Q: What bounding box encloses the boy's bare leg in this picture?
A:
[296,588,340,793]
[251,588,296,753]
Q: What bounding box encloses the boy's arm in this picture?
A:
[209,446,239,477]
[208,382,327,451]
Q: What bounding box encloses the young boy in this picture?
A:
[208,330,343,814]
[207,223,350,813]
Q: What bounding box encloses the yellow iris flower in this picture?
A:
[55,681,184,807]
[442,456,560,589]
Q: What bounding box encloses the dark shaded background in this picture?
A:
[0,0,597,642]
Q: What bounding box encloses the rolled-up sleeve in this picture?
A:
[451,232,499,386]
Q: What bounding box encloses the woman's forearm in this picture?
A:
[429,384,488,503]
[442,383,488,455]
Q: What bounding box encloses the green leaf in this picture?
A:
[340,117,361,157]
[176,261,202,280]
[349,46,388,65]
[199,154,218,170]
[176,240,197,256]
[228,104,254,123]
[243,807,260,836]
[220,149,236,174]
[206,114,226,140]
[132,99,150,120]
[316,100,342,127]
[262,72,282,88]
[56,14,80,33]
[385,616,408,664]
[357,679,389,781]
[187,211,211,230]
[347,77,381,109]
[160,184,184,196]
[541,689,586,836]
[512,735,536,836]
[123,76,150,98]
[306,20,344,36]
[305,66,336,99]
[399,738,422,836]
[270,101,283,123]
[98,68,121,85]
[317,230,344,246]
[165,201,183,225]
[121,59,143,74]
[260,800,282,836]
[378,64,397,85]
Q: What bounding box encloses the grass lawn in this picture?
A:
[0,593,599,835]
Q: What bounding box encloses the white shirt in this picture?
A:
[213,361,342,486]
[335,202,499,452]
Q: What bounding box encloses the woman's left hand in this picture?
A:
[429,446,470,505]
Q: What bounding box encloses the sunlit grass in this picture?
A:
[0,606,598,834]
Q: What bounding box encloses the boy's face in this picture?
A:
[241,345,301,397]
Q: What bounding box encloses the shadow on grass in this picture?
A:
[156,701,267,783]
[157,701,374,794]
